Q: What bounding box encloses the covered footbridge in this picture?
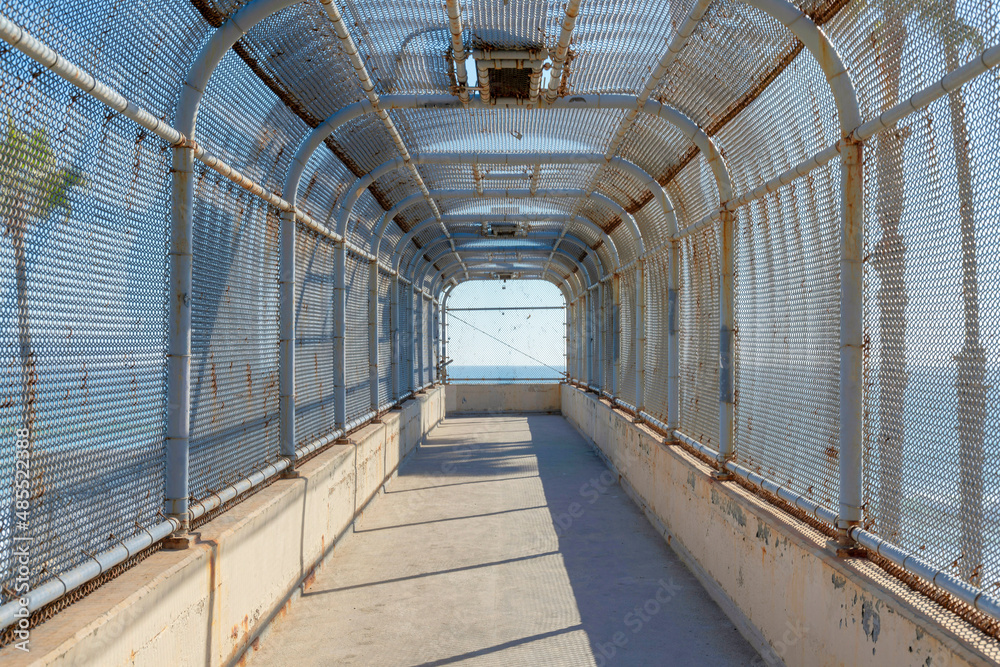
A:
[0,0,999,664]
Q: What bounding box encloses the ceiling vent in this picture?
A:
[480,221,528,238]
[472,49,548,103]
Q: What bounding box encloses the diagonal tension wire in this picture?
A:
[446,311,568,377]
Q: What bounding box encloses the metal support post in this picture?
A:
[165,144,194,547]
[717,210,736,477]
[279,209,297,466]
[390,276,399,400]
[635,258,646,418]
[368,260,379,412]
[334,241,347,430]
[596,282,604,391]
[441,289,450,383]
[586,292,594,386]
[612,274,621,399]
[667,242,680,430]
[838,140,865,550]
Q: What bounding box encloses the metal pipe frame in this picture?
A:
[424,255,588,301]
[370,188,626,267]
[430,270,578,307]
[408,234,606,285]
[398,221,614,280]
[423,259,585,311]
[390,214,610,275]
[338,152,652,259]
[382,206,620,270]
[4,0,998,626]
[431,265,579,302]
[543,0,582,104]
[445,0,470,105]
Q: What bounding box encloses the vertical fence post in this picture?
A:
[717,211,736,475]
[406,286,413,392]
[441,288,449,384]
[586,291,594,387]
[839,140,865,548]
[279,210,297,465]
[611,274,621,399]
[414,287,422,389]
[432,298,439,383]
[390,276,399,401]
[564,298,571,381]
[577,298,585,382]
[596,282,604,391]
[667,241,680,430]
[334,241,347,430]
[165,144,194,545]
[368,260,379,413]
[635,259,646,418]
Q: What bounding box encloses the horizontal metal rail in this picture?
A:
[673,41,1000,241]
[446,306,565,311]
[448,377,565,382]
[0,14,408,274]
[661,424,1000,625]
[0,386,437,632]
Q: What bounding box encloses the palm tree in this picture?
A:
[1,115,85,504]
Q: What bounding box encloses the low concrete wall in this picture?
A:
[14,387,445,667]
[561,385,998,667]
[445,383,561,415]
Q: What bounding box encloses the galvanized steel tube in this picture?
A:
[838,141,864,542]
[334,242,347,430]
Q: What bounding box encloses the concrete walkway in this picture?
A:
[248,415,760,666]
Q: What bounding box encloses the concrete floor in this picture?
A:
[247,415,760,666]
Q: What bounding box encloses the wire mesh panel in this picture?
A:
[619,269,637,407]
[0,62,168,599]
[5,0,1000,640]
[411,289,422,390]
[446,280,566,384]
[733,164,842,510]
[864,91,1000,588]
[678,225,720,450]
[294,226,336,446]
[645,250,670,424]
[377,269,392,405]
[345,253,369,421]
[604,283,614,394]
[188,189,280,501]
[423,296,433,385]
[398,282,412,394]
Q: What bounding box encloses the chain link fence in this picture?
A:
[0,0,998,640]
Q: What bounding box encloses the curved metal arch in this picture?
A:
[440,271,574,306]
[379,198,621,269]
[338,153,654,252]
[370,189,626,264]
[431,264,580,302]
[391,214,616,274]
[420,252,589,297]
[411,232,614,281]
[411,237,604,288]
[428,255,586,299]
[165,0,865,539]
[176,0,855,199]
[276,97,734,253]
[402,230,613,282]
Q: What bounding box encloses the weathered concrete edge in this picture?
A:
[445,383,561,415]
[10,387,445,667]
[560,385,998,667]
